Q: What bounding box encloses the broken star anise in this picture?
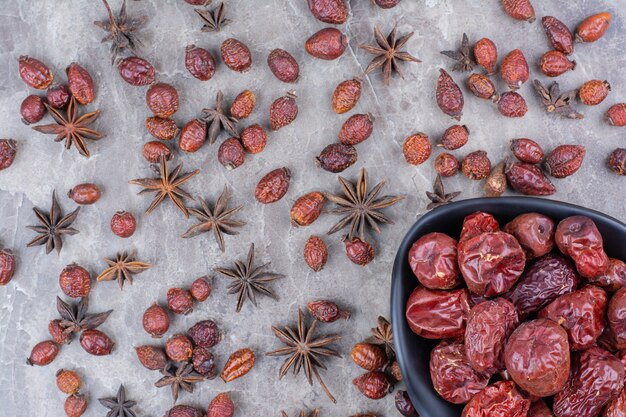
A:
[195,2,230,32]
[96,252,152,289]
[200,90,238,144]
[56,296,113,336]
[325,168,404,240]
[359,25,421,85]
[533,80,584,119]
[27,191,80,255]
[441,33,475,72]
[182,185,246,252]
[281,409,321,417]
[155,363,203,403]
[95,0,148,64]
[32,97,104,157]
[425,174,461,210]
[129,155,200,218]
[365,316,395,360]
[98,385,137,417]
[267,309,341,403]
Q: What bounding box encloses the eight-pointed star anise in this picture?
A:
[281,409,321,417]
[56,296,113,336]
[27,191,80,254]
[195,2,231,32]
[214,243,284,313]
[182,185,246,252]
[425,174,461,210]
[533,79,584,119]
[96,252,152,289]
[200,90,239,144]
[129,155,200,218]
[441,33,475,72]
[266,309,341,403]
[155,363,204,403]
[359,25,421,85]
[32,97,104,157]
[95,0,148,64]
[98,385,137,417]
[365,315,395,360]
[325,168,404,240]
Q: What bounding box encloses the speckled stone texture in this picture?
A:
[1,0,625,416]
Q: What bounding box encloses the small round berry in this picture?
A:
[56,369,81,394]
[59,264,91,298]
[462,151,491,180]
[440,125,469,150]
[142,303,170,338]
[167,288,194,315]
[110,211,136,238]
[434,153,459,177]
[190,276,212,302]
[403,133,432,165]
[64,394,88,417]
[27,340,59,366]
[165,334,194,362]
[609,148,626,176]
[188,320,221,348]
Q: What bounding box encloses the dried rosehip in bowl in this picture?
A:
[406,286,469,339]
[179,118,207,153]
[80,329,114,356]
[609,148,626,175]
[165,334,194,362]
[579,79,610,106]
[27,340,59,366]
[291,192,325,226]
[46,85,70,109]
[473,38,497,75]
[576,12,612,43]
[510,138,544,164]
[344,236,375,266]
[188,320,221,348]
[555,215,609,279]
[18,56,53,89]
[56,369,81,394]
[230,90,256,120]
[305,28,348,60]
[539,50,576,77]
[353,371,392,399]
[608,288,626,349]
[110,210,136,238]
[270,91,298,130]
[59,263,91,298]
[501,0,535,22]
[503,212,555,259]
[255,167,291,204]
[307,0,348,24]
[218,137,245,170]
[439,125,469,150]
[304,236,328,272]
[68,183,101,205]
[307,300,350,322]
[461,150,491,180]
[500,49,529,90]
[506,162,556,196]
[339,113,374,145]
[542,16,574,55]
[462,380,530,417]
[591,258,626,293]
[146,83,179,118]
[135,345,168,370]
[143,303,170,338]
[498,91,528,117]
[167,288,194,315]
[317,143,357,172]
[240,124,267,154]
[20,95,46,124]
[145,117,179,141]
[66,63,94,105]
[408,232,461,290]
[0,139,17,171]
[434,153,459,177]
[221,38,252,72]
[459,212,500,243]
[117,56,156,86]
[545,144,585,178]
[185,45,216,81]
[0,248,16,286]
[351,343,387,371]
[403,133,431,165]
[332,78,362,114]
[268,48,300,83]
[190,276,212,302]
[436,69,464,120]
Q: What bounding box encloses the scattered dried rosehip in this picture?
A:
[185,45,216,81]
[501,0,535,22]
[307,300,350,322]
[193,346,217,379]
[374,0,401,8]
[406,286,469,339]
[66,63,95,105]
[473,38,497,75]
[542,16,574,55]
[221,348,255,382]
[56,369,81,394]
[510,138,544,164]
[462,150,491,180]
[135,345,168,370]
[110,210,136,238]
[20,95,46,124]
[317,143,358,172]
[545,144,585,178]
[506,162,556,196]
[221,38,252,72]
[0,139,18,171]
[332,78,362,114]
[145,117,179,141]
[165,333,194,362]
[230,90,256,119]
[179,118,207,153]
[339,113,374,145]
[579,79,610,105]
[80,329,114,356]
[500,49,529,90]
[609,148,626,175]
[503,213,555,259]
[188,320,221,348]
[303,236,328,272]
[18,56,53,89]
[218,137,245,170]
[46,84,70,109]
[59,263,91,298]
[440,125,469,150]
[395,390,418,417]
[466,73,498,101]
[146,83,179,118]
[434,153,459,177]
[291,192,325,226]
[607,103,626,126]
[353,371,392,399]
[240,124,267,154]
[408,232,461,290]
[576,12,612,43]
[143,141,172,163]
[555,215,609,279]
[27,340,59,366]
[344,236,375,266]
[498,91,528,117]
[117,56,156,86]
[207,393,234,417]
[539,50,576,77]
[307,0,348,24]
[351,343,387,371]
[305,28,348,60]
[436,69,464,120]
[68,183,101,205]
[268,48,300,83]
[270,91,298,130]
[190,276,212,302]
[165,405,203,417]
[64,394,88,417]
[403,133,431,165]
[0,248,16,286]
[49,319,71,345]
[167,288,194,315]
[255,167,291,203]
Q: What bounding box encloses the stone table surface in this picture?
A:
[1,0,625,416]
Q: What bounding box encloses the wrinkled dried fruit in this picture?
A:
[353,371,392,399]
[545,144,585,178]
[307,0,348,24]
[374,0,401,7]
[462,150,491,180]
[291,192,325,226]
[389,361,403,382]
[351,343,387,371]
[143,141,172,163]
[303,236,328,272]
[317,143,358,172]
[192,346,216,378]
[539,50,576,77]
[188,320,221,348]
[339,113,374,145]
[473,38,497,75]
[255,167,291,203]
[528,400,554,417]
[207,393,234,417]
[591,258,626,292]
[395,390,417,417]
[555,215,609,279]
[403,133,431,165]
[185,45,216,81]
[135,345,168,370]
[117,56,156,86]
[190,276,212,302]
[143,303,170,338]
[46,85,70,109]
[332,78,362,114]
[110,210,136,238]
[80,329,113,356]
[483,161,507,197]
[56,369,81,394]
[64,395,88,417]
[145,117,179,141]
[305,28,348,60]
[179,119,207,153]
[221,38,252,72]
[434,153,459,177]
[609,148,626,175]
[608,288,626,349]
[146,83,179,118]
[59,264,91,298]
[604,387,626,417]
[500,49,529,90]
[230,90,256,119]
[607,103,626,127]
[467,73,498,101]
[240,124,267,154]
[0,139,17,171]
[506,162,556,195]
[0,248,16,286]
[440,125,469,150]
[436,69,464,120]
[462,380,530,417]
[576,12,612,43]
[167,288,194,315]
[503,213,555,259]
[221,348,255,382]
[68,183,101,205]
[49,319,71,344]
[501,0,535,22]
[408,232,460,290]
[165,334,194,362]
[27,340,59,366]
[268,48,300,83]
[579,79,610,105]
[498,91,528,117]
[460,212,499,243]
[20,95,46,124]
[270,92,298,130]
[510,138,544,164]
[165,405,203,417]
[307,300,350,322]
[218,137,245,170]
[66,63,95,105]
[18,56,53,89]
[406,286,470,339]
[542,16,574,55]
[344,236,375,266]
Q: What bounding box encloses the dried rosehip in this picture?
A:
[188,320,221,348]
[408,232,460,290]
[339,113,374,145]
[576,12,612,43]
[344,236,375,266]
[506,162,556,196]
[542,16,574,55]
[434,153,459,177]
[143,303,170,337]
[555,215,609,279]
[353,371,392,399]
[0,248,16,286]
[221,38,252,72]
[20,95,46,124]
[461,150,491,180]
[64,395,88,417]
[501,0,535,22]
[466,73,498,101]
[291,192,325,226]
[18,56,53,89]
[167,288,194,315]
[389,361,403,382]
[403,133,432,165]
[59,264,91,298]
[255,167,291,203]
[303,236,328,272]
[332,78,362,114]
[49,319,71,345]
[145,117,179,141]
[545,144,585,178]
[305,28,348,60]
[27,340,59,366]
[430,340,490,404]
[240,124,267,154]
[185,45,216,81]
[135,345,168,370]
[165,405,203,417]
[500,49,529,90]
[503,213,555,259]
[460,212,500,243]
[0,139,17,171]
[190,276,212,302]
[56,369,81,394]
[510,138,544,164]
[221,348,255,382]
[117,56,156,86]
[591,258,626,292]
[165,334,194,362]
[207,393,234,417]
[66,63,94,105]
[68,183,101,205]
[80,329,114,356]
[579,79,610,105]
[395,391,418,417]
[317,143,357,172]
[539,50,576,77]
[609,148,626,175]
[230,90,256,119]
[179,119,207,153]
[351,343,387,371]
[608,288,626,349]
[307,0,348,24]
[607,103,626,127]
[146,83,179,118]
[483,161,507,198]
[193,347,217,378]
[406,286,470,339]
[143,141,172,163]
[307,300,350,322]
[436,69,464,120]
[218,137,245,170]
[553,347,624,417]
[473,38,497,75]
[498,91,528,117]
[268,48,300,83]
[110,210,136,238]
[440,125,469,150]
[462,380,530,417]
[46,85,70,110]
[270,92,298,130]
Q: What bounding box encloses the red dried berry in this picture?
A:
[146,83,179,118]
[135,345,168,370]
[46,85,70,109]
[185,45,216,81]
[576,12,612,43]
[305,28,348,60]
[18,56,53,89]
[110,210,136,238]
[506,162,556,196]
[268,48,300,83]
[117,56,156,86]
[143,141,172,163]
[498,91,528,118]
[188,320,221,348]
[501,0,535,23]
[27,340,59,366]
[374,0,401,7]
[241,124,267,154]
[579,79,610,106]
[510,138,544,164]
[436,69,464,120]
[408,232,461,289]
[462,150,491,180]
[542,16,574,55]
[190,276,212,302]
[165,334,194,362]
[270,92,298,130]
[207,393,234,417]
[59,264,91,298]
[221,38,252,72]
[307,300,350,322]
[460,212,500,243]
[143,303,170,338]
[218,137,245,170]
[66,63,95,105]
[49,319,71,344]
[220,348,256,382]
[440,125,469,150]
[193,347,217,378]
[316,143,358,173]
[290,192,325,226]
[339,113,374,145]
[56,369,81,394]
[0,248,16,286]
[466,73,498,101]
[500,49,529,90]
[353,371,392,399]
[165,405,203,417]
[0,139,17,171]
[145,117,179,141]
[64,395,88,417]
[179,119,207,153]
[351,343,387,371]
[344,236,375,266]
[473,38,498,75]
[332,78,362,114]
[545,144,586,178]
[230,90,256,119]
[403,133,432,165]
[303,236,328,272]
[167,288,194,315]
[607,103,626,126]
[609,148,626,176]
[255,167,291,204]
[307,0,349,24]
[20,95,46,124]
[539,50,576,77]
[80,329,114,356]
[68,183,101,205]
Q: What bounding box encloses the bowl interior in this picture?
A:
[391,197,626,417]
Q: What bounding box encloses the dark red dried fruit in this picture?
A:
[591,258,626,292]
[190,276,212,302]
[307,0,348,24]
[270,92,298,130]
[218,137,245,170]
[609,148,626,175]
[179,119,207,153]
[576,12,612,43]
[528,400,554,417]
[117,56,156,86]
[473,38,497,75]
[188,320,221,348]
[68,183,101,205]
[351,343,387,371]
[27,340,59,366]
[461,150,491,180]
[539,50,576,77]
[607,103,626,126]
[46,85,70,109]
[339,113,374,145]
[403,133,431,165]
[500,49,529,90]
[255,167,291,204]
[604,386,626,417]
[506,162,556,195]
[145,117,179,141]
[484,161,507,198]
[460,212,500,243]
[303,236,328,272]
[66,63,94,105]
[395,391,418,417]
[165,405,203,417]
[143,141,172,163]
[462,380,530,417]
[59,264,91,298]
[146,83,179,118]
[268,48,300,83]
[20,95,46,124]
[503,213,555,259]
[555,215,609,279]
[56,369,81,394]
[545,144,585,178]
[344,236,375,266]
[608,288,626,349]
[305,28,348,60]
[165,334,194,362]
[498,91,528,117]
[579,79,610,105]
[510,138,544,164]
[501,0,535,22]
[167,288,194,315]
[317,143,357,172]
[291,192,325,226]
[332,78,362,114]
[240,124,267,154]
[185,45,216,81]
[230,90,256,119]
[221,38,252,72]
[80,329,114,355]
[18,56,53,89]
[48,319,71,344]
[64,395,88,417]
[193,347,217,378]
[353,371,392,399]
[307,300,350,322]
[543,16,574,55]
[135,345,168,370]
[434,153,459,177]
[440,125,469,150]
[408,232,461,290]
[374,0,401,7]
[436,69,464,120]
[110,210,136,238]
[143,303,170,338]
[467,73,498,101]
[0,248,16,286]
[406,286,470,339]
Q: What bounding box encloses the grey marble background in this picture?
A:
[1,0,625,416]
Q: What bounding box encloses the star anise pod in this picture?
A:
[98,385,137,417]
[533,79,584,119]
[56,296,113,336]
[182,185,246,252]
[281,409,321,417]
[155,363,204,403]
[96,252,152,289]
[200,90,239,144]
[27,191,80,254]
[95,0,148,64]
[365,316,395,360]
[325,168,404,240]
[267,309,341,403]
[129,155,200,218]
[441,33,475,71]
[425,174,461,210]
[195,2,230,32]
[32,97,104,157]
[359,25,421,85]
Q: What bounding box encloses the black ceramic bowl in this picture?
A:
[391,197,626,417]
